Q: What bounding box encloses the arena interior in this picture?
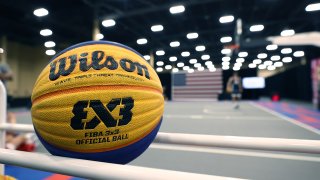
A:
[0,0,320,179]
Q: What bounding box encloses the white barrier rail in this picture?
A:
[1,123,320,154]
[0,82,241,180]
[155,132,320,154]
[0,82,5,144]
[0,81,6,174]
[0,123,34,132]
[0,148,239,180]
[1,80,319,179]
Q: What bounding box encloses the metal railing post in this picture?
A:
[0,81,7,174]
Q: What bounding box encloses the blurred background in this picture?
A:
[1,0,320,179]
[0,0,319,105]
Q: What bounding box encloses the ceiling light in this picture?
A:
[257,53,267,59]
[195,45,205,51]
[44,41,55,48]
[293,51,304,57]
[169,5,185,14]
[250,24,264,32]
[189,59,197,64]
[258,64,266,69]
[233,66,240,71]
[282,57,292,63]
[188,69,194,73]
[266,44,278,51]
[45,49,55,56]
[156,67,163,72]
[181,51,190,57]
[248,63,256,68]
[222,57,231,61]
[183,66,190,70]
[274,61,283,67]
[205,61,212,66]
[194,63,201,67]
[267,65,276,71]
[198,67,205,71]
[234,62,242,67]
[137,38,147,45]
[172,68,179,73]
[170,41,180,47]
[96,33,104,40]
[221,48,232,54]
[220,36,232,43]
[253,59,262,64]
[187,32,198,39]
[40,29,52,36]
[281,29,295,37]
[236,58,245,63]
[238,52,248,57]
[201,54,210,60]
[177,62,184,67]
[156,50,165,56]
[0,48,3,53]
[219,15,234,23]
[222,66,230,70]
[305,3,320,12]
[151,25,164,32]
[156,61,164,66]
[209,67,216,72]
[270,55,280,61]
[169,56,177,62]
[264,60,273,66]
[33,8,49,17]
[102,19,116,27]
[222,62,230,66]
[165,65,172,70]
[281,48,292,54]
[143,55,150,60]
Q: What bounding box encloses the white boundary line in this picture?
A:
[250,102,320,135]
[150,143,320,162]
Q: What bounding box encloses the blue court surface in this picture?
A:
[5,100,320,180]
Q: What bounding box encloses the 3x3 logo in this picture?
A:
[70,97,134,130]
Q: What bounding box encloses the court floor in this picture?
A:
[8,101,320,180]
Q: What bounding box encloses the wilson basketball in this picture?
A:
[31,41,164,164]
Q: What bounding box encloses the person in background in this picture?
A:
[0,57,13,109]
[0,59,35,151]
[227,72,243,109]
[163,86,168,101]
[0,58,13,87]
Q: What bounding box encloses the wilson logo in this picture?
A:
[70,97,134,130]
[49,51,150,81]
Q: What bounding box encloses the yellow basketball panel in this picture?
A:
[32,43,162,101]
[32,87,164,153]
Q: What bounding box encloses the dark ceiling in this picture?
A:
[0,0,320,71]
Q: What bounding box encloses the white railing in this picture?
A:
[0,81,241,179]
[155,132,320,154]
[0,148,236,180]
[1,124,320,154]
[0,81,6,174]
[1,80,320,179]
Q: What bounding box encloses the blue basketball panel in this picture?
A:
[35,118,162,164]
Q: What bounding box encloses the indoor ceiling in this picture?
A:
[0,0,320,72]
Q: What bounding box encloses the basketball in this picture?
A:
[31,41,164,164]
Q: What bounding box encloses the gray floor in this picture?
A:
[14,101,320,179]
